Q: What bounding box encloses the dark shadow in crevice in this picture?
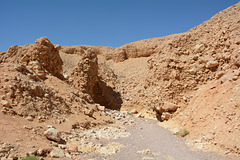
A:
[92,80,123,111]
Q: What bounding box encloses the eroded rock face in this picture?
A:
[70,48,99,96]
[25,37,63,78]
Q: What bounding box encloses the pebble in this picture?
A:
[0,100,10,108]
[206,61,218,68]
[25,116,34,121]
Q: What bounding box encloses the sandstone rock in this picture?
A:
[106,48,127,62]
[0,143,14,153]
[188,68,197,75]
[84,108,94,117]
[162,102,178,112]
[194,44,205,53]
[154,106,163,113]
[31,37,63,78]
[161,112,171,121]
[232,75,238,81]
[50,147,65,158]
[0,100,10,108]
[23,125,33,130]
[63,74,69,79]
[58,144,67,150]
[36,149,44,156]
[25,116,34,121]
[206,61,218,68]
[96,104,105,112]
[67,143,78,152]
[215,71,225,79]
[44,128,61,142]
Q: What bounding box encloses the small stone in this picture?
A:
[154,106,163,113]
[161,112,171,121]
[23,125,33,130]
[58,144,67,149]
[1,95,6,100]
[84,108,94,117]
[232,75,238,81]
[130,109,138,114]
[173,128,180,135]
[188,68,197,75]
[46,125,55,129]
[67,143,78,152]
[44,128,61,142]
[50,147,65,158]
[25,116,34,121]
[1,100,10,108]
[215,71,225,79]
[135,112,143,118]
[194,44,205,53]
[63,74,69,79]
[206,61,218,68]
[36,149,44,156]
[96,105,105,112]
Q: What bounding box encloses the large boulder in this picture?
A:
[44,128,61,142]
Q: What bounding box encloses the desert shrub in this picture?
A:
[22,156,39,160]
[176,129,189,137]
[127,112,133,115]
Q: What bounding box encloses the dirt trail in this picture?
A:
[82,117,232,160]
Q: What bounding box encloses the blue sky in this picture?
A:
[0,0,239,51]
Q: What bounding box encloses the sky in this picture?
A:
[0,0,239,51]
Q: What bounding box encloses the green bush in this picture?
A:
[127,112,133,115]
[176,129,190,137]
[22,156,39,160]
